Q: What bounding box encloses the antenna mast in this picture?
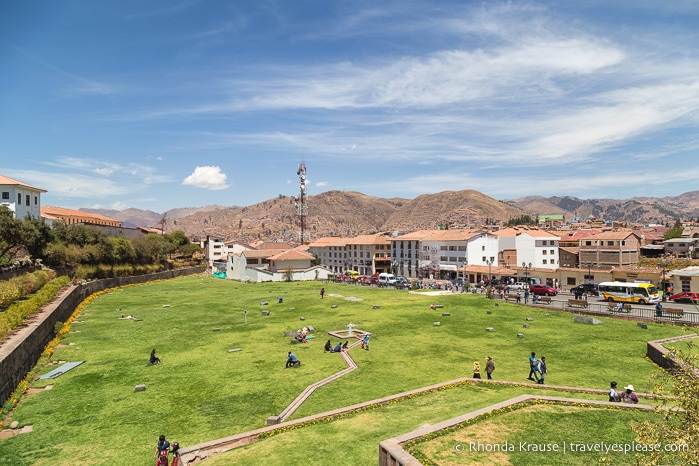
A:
[296,161,308,244]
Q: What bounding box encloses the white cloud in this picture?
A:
[110,201,130,210]
[94,167,115,176]
[316,181,329,187]
[182,166,230,190]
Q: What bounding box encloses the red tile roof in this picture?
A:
[0,174,47,192]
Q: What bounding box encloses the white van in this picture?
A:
[378,273,396,286]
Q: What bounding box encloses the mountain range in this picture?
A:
[81,190,699,243]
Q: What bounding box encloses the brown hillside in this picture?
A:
[166,191,406,244]
[382,190,527,231]
[165,190,525,243]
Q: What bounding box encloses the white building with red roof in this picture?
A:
[0,173,46,219]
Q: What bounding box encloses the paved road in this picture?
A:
[530,292,699,324]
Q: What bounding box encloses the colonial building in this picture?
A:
[40,206,122,227]
[307,237,350,274]
[344,234,392,276]
[0,174,46,219]
[391,229,499,280]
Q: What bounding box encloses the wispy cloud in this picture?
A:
[13,47,117,96]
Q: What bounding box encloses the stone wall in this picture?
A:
[0,267,201,406]
[646,333,698,371]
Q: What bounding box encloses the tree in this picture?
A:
[133,234,172,264]
[663,219,683,240]
[108,236,136,264]
[22,216,53,260]
[0,206,26,263]
[631,343,699,465]
[158,212,168,235]
[166,230,190,247]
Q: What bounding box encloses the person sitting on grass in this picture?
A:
[286,351,300,368]
[332,342,342,353]
[149,349,161,365]
[342,341,348,351]
[621,384,638,404]
[324,340,332,352]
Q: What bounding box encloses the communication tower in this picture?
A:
[296,161,308,244]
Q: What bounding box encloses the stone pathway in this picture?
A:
[271,338,363,424]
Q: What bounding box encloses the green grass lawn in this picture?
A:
[0,275,690,465]
[409,403,665,466]
[662,336,699,359]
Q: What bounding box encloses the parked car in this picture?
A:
[394,276,410,289]
[378,273,397,286]
[509,282,529,290]
[529,284,558,296]
[669,291,699,304]
[570,283,599,297]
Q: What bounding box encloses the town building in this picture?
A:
[40,206,122,227]
[391,229,499,280]
[0,174,46,220]
[579,231,642,269]
[492,227,560,270]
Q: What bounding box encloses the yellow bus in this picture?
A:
[598,281,660,305]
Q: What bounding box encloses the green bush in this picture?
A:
[0,275,70,340]
[0,269,54,309]
[74,263,166,279]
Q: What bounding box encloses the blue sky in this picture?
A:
[2,1,699,214]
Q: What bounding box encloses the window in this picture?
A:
[550,250,555,255]
[482,256,486,262]
[440,246,448,251]
[607,241,614,246]
[543,259,547,264]
[26,194,30,206]
[585,241,592,246]
[542,250,547,255]
[17,193,21,205]
[1,192,8,200]
[440,256,448,261]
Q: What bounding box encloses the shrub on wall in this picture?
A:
[74,263,166,280]
[0,275,70,341]
[0,270,54,309]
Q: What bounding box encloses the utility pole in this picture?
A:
[295,161,308,244]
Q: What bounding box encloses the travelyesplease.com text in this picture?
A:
[455,441,688,455]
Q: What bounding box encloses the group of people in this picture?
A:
[608,381,639,403]
[322,334,370,353]
[324,340,348,353]
[154,435,179,466]
[294,327,309,343]
[527,352,547,384]
[472,356,495,380]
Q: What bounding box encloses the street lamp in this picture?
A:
[462,259,468,284]
[583,261,593,284]
[486,259,493,283]
[658,259,669,301]
[522,261,532,285]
